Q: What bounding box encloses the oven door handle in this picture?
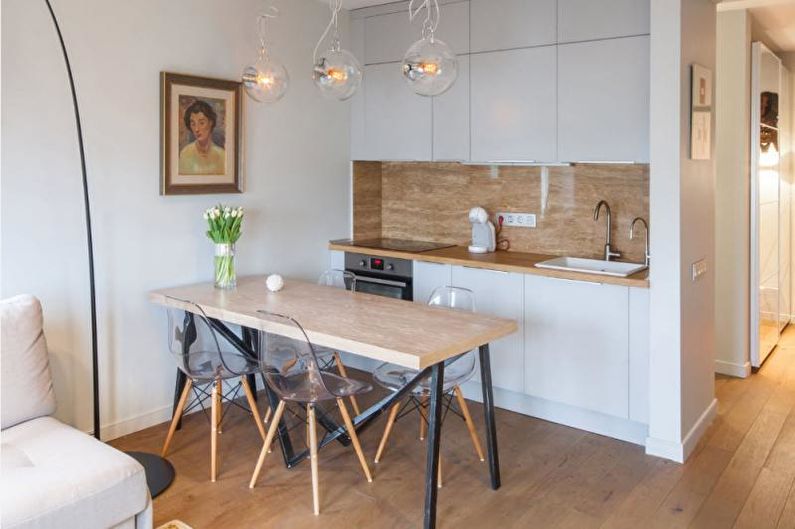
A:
[352,275,409,288]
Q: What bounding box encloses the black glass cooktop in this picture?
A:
[334,238,455,253]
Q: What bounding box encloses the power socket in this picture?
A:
[497,212,537,228]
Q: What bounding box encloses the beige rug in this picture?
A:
[156,522,193,529]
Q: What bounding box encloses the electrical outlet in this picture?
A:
[692,259,707,281]
[498,212,536,228]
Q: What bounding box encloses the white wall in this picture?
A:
[647,0,717,463]
[1,0,352,438]
[714,10,752,378]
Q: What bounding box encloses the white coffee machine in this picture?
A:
[468,206,496,253]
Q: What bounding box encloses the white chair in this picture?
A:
[0,294,152,529]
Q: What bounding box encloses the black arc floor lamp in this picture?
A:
[43,0,175,498]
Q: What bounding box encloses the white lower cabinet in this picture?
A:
[524,275,630,419]
[451,266,525,393]
[413,261,452,304]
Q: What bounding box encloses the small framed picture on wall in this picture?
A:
[690,64,712,160]
[160,72,243,195]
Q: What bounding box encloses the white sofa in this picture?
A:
[1,294,153,529]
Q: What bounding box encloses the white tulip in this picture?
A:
[202,212,209,220]
[230,210,238,218]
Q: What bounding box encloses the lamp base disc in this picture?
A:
[126,451,175,498]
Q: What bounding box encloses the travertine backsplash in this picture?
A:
[353,162,650,262]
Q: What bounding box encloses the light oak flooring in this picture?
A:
[112,327,795,528]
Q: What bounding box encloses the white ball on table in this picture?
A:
[266,274,284,292]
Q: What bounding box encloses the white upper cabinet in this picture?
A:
[452,266,525,393]
[470,0,557,52]
[349,17,367,160]
[363,62,432,160]
[471,46,557,162]
[432,55,469,161]
[364,1,470,64]
[558,0,649,43]
[557,36,649,162]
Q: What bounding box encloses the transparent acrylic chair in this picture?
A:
[371,286,485,485]
[161,300,268,482]
[249,310,373,515]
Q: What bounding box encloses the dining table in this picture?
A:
[149,275,518,529]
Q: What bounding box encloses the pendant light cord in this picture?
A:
[408,0,440,36]
[256,7,279,59]
[313,0,342,64]
[43,0,100,440]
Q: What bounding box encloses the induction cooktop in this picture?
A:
[338,238,455,253]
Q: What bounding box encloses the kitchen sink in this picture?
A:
[534,257,647,278]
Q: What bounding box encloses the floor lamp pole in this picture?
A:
[44,0,175,498]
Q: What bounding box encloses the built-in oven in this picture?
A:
[344,252,413,301]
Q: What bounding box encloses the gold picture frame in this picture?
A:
[160,72,242,195]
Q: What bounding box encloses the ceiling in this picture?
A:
[718,0,795,51]
[332,0,402,9]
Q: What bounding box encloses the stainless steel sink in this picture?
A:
[534,257,647,278]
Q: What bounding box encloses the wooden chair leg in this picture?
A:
[454,386,485,462]
[374,401,401,463]
[249,400,286,488]
[308,404,320,515]
[241,377,267,441]
[419,396,428,441]
[333,352,361,416]
[162,378,192,457]
[337,398,373,482]
[264,405,273,424]
[211,379,221,482]
[438,455,443,489]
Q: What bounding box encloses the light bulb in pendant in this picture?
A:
[402,35,457,97]
[243,9,289,103]
[313,47,362,101]
[243,55,289,103]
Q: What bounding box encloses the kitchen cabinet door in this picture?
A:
[470,46,557,163]
[452,266,524,393]
[414,260,452,304]
[629,287,649,424]
[558,0,649,43]
[432,55,469,161]
[363,62,432,160]
[364,1,469,65]
[470,0,556,53]
[350,17,367,160]
[524,275,629,419]
[557,36,649,163]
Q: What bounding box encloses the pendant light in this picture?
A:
[242,7,289,103]
[313,0,362,101]
[402,0,458,97]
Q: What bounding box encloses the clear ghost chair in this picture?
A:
[248,310,373,515]
[315,269,362,414]
[370,286,485,485]
[161,300,267,482]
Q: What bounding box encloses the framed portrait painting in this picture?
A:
[160,72,242,195]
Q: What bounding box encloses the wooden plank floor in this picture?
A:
[111,327,795,528]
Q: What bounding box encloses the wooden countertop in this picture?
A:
[329,242,650,288]
[149,276,518,370]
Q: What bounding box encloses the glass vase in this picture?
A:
[214,243,236,289]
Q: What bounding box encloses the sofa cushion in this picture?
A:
[1,294,56,429]
[0,417,149,529]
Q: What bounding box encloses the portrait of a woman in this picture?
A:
[178,99,226,175]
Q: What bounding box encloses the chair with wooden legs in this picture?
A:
[249,310,373,515]
[315,269,361,415]
[161,301,267,482]
[371,286,485,486]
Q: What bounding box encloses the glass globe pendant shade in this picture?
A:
[402,35,458,97]
[242,55,289,103]
[313,48,362,101]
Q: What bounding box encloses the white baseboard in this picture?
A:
[459,381,649,446]
[715,359,752,378]
[645,398,718,463]
[98,378,260,441]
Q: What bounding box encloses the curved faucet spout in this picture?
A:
[593,200,620,261]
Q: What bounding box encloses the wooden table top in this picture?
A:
[149,275,518,370]
[329,242,650,288]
